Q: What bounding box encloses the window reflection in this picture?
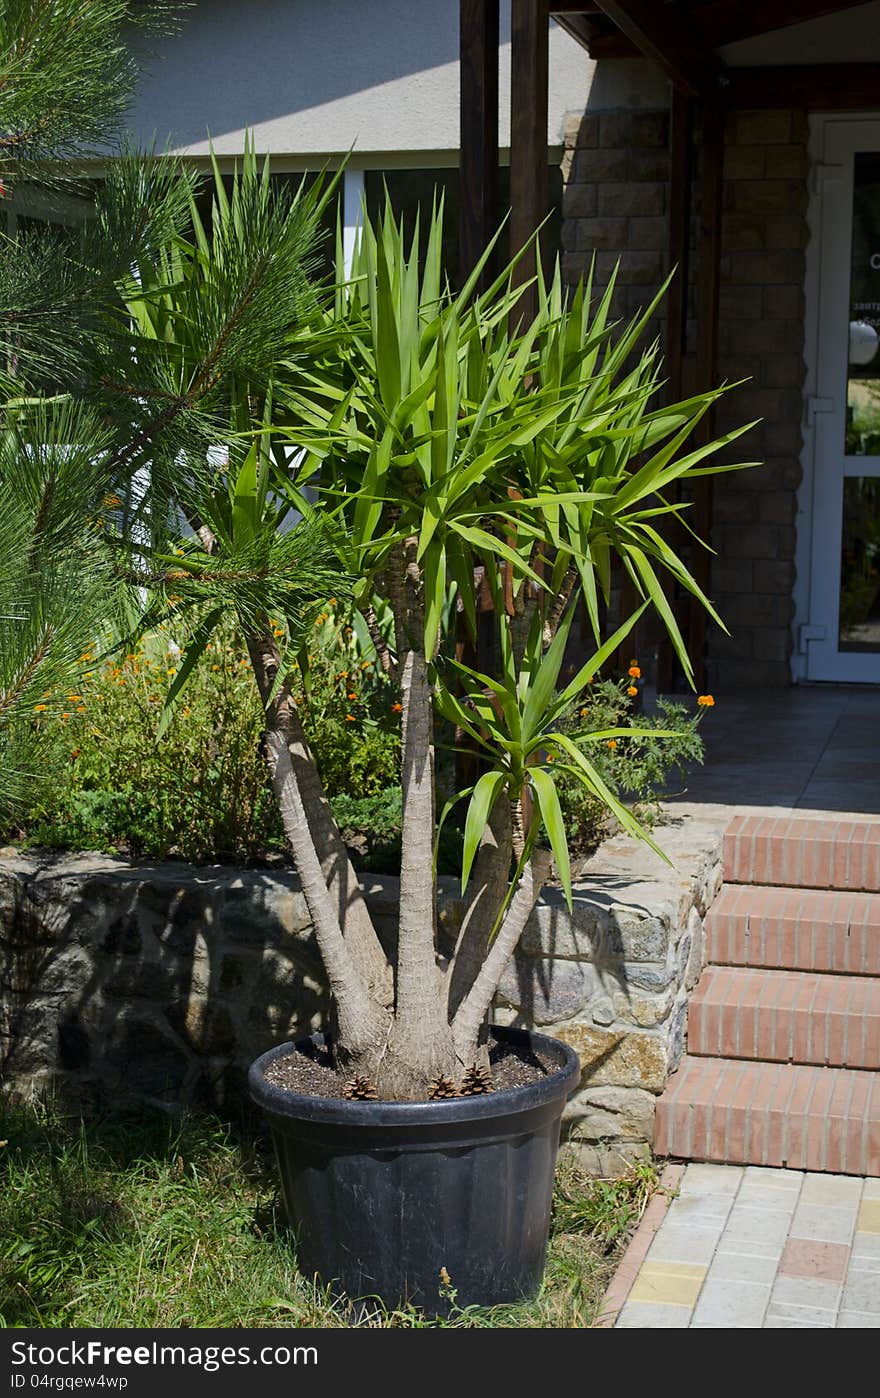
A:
[847,154,880,456]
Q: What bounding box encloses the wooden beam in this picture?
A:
[590,0,724,95]
[583,0,879,58]
[510,0,549,321]
[688,96,724,692]
[666,88,692,405]
[693,0,879,49]
[459,0,500,289]
[656,88,693,695]
[728,62,880,110]
[552,12,596,54]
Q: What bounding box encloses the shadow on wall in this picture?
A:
[0,853,330,1112]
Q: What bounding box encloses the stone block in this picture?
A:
[575,215,628,252]
[572,147,627,182]
[763,284,802,321]
[723,144,766,180]
[564,112,598,148]
[596,249,665,285]
[563,183,598,219]
[628,147,669,180]
[598,182,665,218]
[496,953,596,1026]
[562,1083,657,1140]
[562,1137,652,1178]
[732,111,792,146]
[764,144,808,179]
[552,1021,670,1092]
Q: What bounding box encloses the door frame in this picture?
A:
[795,113,880,683]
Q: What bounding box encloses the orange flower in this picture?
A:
[697,694,715,708]
[345,713,356,722]
[70,748,80,758]
[606,738,618,749]
[348,692,357,701]
[391,702,403,713]
[628,665,641,679]
[627,685,638,697]
[33,703,48,713]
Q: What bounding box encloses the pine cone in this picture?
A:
[428,1074,459,1100]
[345,1075,379,1101]
[460,1064,493,1096]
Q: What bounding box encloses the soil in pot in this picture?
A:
[263,1033,557,1100]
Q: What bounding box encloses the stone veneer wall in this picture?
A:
[0,818,722,1173]
[561,106,809,689]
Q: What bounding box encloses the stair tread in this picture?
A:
[689,965,880,1069]
[706,883,880,974]
[723,814,880,892]
[656,1056,880,1174]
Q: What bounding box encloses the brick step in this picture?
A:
[689,966,880,1069]
[655,1056,880,1175]
[706,883,880,975]
[723,814,880,892]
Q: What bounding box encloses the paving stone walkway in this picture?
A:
[616,1162,880,1327]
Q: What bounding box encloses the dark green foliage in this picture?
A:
[556,683,705,857]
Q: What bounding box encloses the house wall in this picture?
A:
[125,0,589,162]
[561,103,809,689]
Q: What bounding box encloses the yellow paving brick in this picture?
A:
[856,1200,880,1235]
[628,1261,707,1308]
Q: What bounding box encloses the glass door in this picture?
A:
[807,119,880,682]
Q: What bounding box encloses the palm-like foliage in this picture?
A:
[1,2,755,1100]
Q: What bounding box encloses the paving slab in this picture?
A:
[613,1161,880,1327]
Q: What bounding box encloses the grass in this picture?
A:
[0,1101,660,1329]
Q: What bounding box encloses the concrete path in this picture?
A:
[615,1162,880,1328]
[662,685,880,815]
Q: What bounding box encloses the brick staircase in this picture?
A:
[655,814,880,1175]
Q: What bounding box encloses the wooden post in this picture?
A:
[656,86,693,694]
[687,95,724,691]
[510,0,549,321]
[459,0,500,288]
[666,88,693,404]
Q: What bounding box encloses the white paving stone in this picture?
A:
[841,1272,880,1315]
[703,1250,780,1285]
[664,1193,735,1225]
[646,1224,723,1267]
[837,1310,880,1328]
[789,1201,859,1246]
[799,1172,863,1206]
[616,1301,692,1328]
[691,1277,771,1328]
[769,1275,842,1315]
[722,1205,796,1247]
[678,1163,743,1197]
[615,1163,880,1329]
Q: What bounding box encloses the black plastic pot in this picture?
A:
[248,1025,579,1314]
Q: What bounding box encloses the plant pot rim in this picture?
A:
[248,1023,580,1128]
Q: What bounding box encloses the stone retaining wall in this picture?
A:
[0,817,723,1171]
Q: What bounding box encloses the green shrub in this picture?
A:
[13,619,401,864]
[555,675,705,857]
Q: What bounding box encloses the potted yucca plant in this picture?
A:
[111,157,753,1312]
